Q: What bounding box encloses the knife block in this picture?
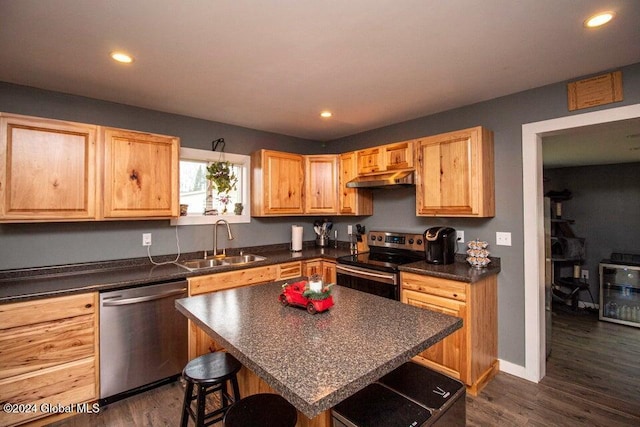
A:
[357,234,369,253]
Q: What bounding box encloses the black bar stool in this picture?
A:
[179,351,241,427]
[223,393,297,427]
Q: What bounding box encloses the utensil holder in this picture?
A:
[316,235,329,247]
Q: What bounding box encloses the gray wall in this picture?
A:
[0,83,329,269]
[544,162,640,303]
[326,62,640,366]
[1,62,640,369]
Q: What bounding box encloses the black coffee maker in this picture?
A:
[424,226,457,265]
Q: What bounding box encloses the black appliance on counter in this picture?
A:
[332,361,466,427]
[424,226,457,265]
[336,231,425,300]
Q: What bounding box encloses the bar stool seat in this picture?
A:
[180,351,241,427]
[224,393,297,427]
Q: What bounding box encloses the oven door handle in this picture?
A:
[336,265,397,284]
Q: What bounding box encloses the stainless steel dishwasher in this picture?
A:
[99,280,188,403]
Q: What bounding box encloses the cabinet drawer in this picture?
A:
[277,262,302,280]
[0,293,96,330]
[0,358,97,427]
[401,273,467,302]
[0,314,96,380]
[189,265,278,295]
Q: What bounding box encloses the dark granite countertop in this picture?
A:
[399,255,501,282]
[0,245,500,304]
[175,282,462,418]
[0,244,349,304]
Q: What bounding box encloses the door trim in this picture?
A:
[521,103,640,382]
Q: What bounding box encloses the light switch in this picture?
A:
[496,232,511,246]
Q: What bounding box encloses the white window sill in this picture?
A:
[170,214,251,226]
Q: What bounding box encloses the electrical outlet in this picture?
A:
[142,233,152,246]
[347,225,353,235]
[456,230,464,243]
[581,270,589,280]
[496,231,512,246]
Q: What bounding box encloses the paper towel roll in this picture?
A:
[291,225,303,252]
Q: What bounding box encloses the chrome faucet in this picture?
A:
[211,219,234,258]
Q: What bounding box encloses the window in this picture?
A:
[170,147,250,225]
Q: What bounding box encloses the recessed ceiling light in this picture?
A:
[320,111,332,118]
[584,11,615,28]
[110,51,134,63]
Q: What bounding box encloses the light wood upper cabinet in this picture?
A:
[252,150,305,216]
[415,126,494,217]
[0,113,97,221]
[305,154,338,214]
[356,146,383,175]
[384,140,414,170]
[356,140,415,175]
[0,293,99,426]
[401,272,498,396]
[102,128,179,219]
[0,113,180,222]
[339,151,372,215]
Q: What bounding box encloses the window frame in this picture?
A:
[170,147,251,226]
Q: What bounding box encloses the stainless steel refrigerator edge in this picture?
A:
[99,280,188,401]
[544,197,552,358]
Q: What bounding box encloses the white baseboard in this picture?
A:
[497,359,531,381]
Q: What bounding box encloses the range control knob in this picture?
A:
[408,238,414,244]
[377,236,383,241]
[370,235,376,241]
[417,239,423,245]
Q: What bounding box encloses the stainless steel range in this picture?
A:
[336,231,425,300]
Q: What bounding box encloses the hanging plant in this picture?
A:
[206,161,238,195]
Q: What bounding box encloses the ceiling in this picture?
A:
[0,0,639,142]
[543,117,640,168]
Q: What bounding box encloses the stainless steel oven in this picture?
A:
[336,231,425,301]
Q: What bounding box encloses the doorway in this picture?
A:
[521,103,640,383]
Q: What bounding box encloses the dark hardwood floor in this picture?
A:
[51,307,640,426]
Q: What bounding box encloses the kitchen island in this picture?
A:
[175,281,462,426]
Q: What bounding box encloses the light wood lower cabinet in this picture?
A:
[400,272,498,395]
[188,264,280,359]
[0,293,99,427]
[277,261,303,280]
[303,259,335,284]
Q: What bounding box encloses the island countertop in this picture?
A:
[175,281,462,419]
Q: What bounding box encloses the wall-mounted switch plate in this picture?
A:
[142,233,152,246]
[456,230,464,243]
[496,232,511,246]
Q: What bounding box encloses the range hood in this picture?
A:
[346,170,415,189]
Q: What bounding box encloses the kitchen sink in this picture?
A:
[223,254,266,265]
[178,254,266,271]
